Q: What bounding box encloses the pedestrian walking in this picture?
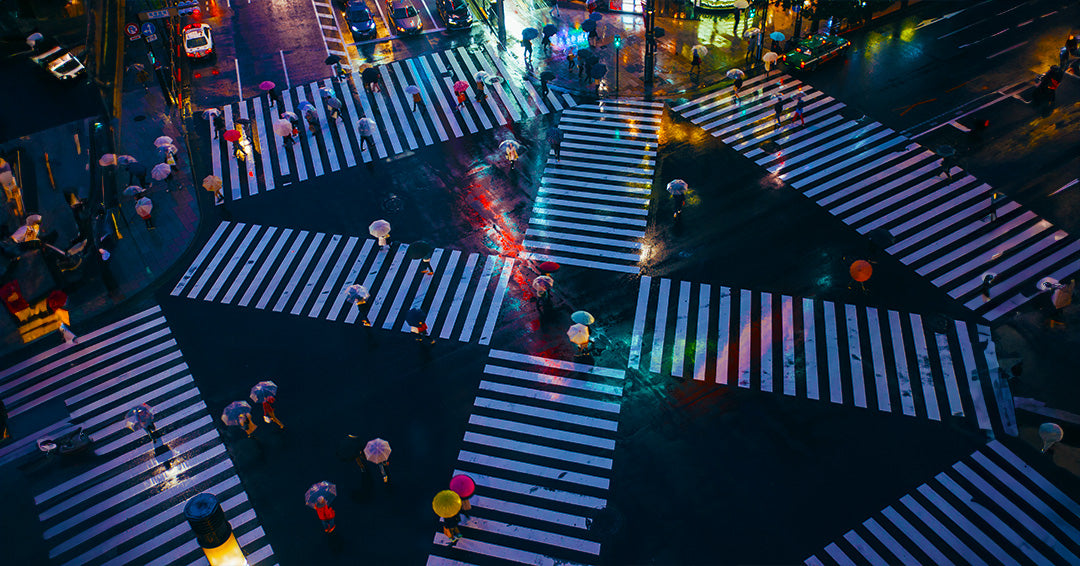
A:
[238,413,257,438]
[773,95,785,126]
[315,497,336,534]
[420,257,434,275]
[456,89,468,110]
[673,192,685,219]
[691,50,701,76]
[442,513,463,542]
[324,94,342,122]
[268,86,283,109]
[412,90,423,111]
[135,196,154,230]
[261,395,284,429]
[541,33,552,53]
[214,114,227,140]
[733,8,741,31]
[794,94,805,126]
[523,38,532,62]
[548,127,563,160]
[979,273,995,301]
[475,80,486,102]
[733,76,744,105]
[988,192,1001,222]
[566,47,576,70]
[357,118,377,153]
[940,156,953,179]
[1067,34,1078,57]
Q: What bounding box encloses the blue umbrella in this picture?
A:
[221,401,252,426]
[522,27,539,40]
[581,20,597,33]
[305,481,337,508]
[588,12,602,21]
[405,308,426,327]
[769,31,786,41]
[590,63,608,80]
[249,381,278,403]
[543,24,557,37]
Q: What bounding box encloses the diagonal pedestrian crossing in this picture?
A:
[0,306,276,566]
[171,221,515,345]
[207,44,577,204]
[628,277,1018,436]
[672,73,1080,322]
[427,349,624,566]
[806,440,1080,566]
[519,99,665,274]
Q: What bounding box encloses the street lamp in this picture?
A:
[184,493,247,566]
[613,34,622,95]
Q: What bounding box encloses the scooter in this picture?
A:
[37,425,92,458]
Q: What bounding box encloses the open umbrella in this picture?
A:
[282,111,298,121]
[297,100,315,113]
[345,284,370,303]
[98,154,117,167]
[202,108,220,120]
[581,20,597,33]
[450,474,476,499]
[26,32,43,47]
[1040,423,1064,453]
[117,155,138,166]
[769,31,786,42]
[356,118,376,136]
[123,185,146,196]
[588,12,602,21]
[540,70,556,81]
[433,490,462,518]
[404,84,420,94]
[125,404,154,431]
[571,311,595,325]
[151,163,172,181]
[743,28,761,40]
[453,80,469,93]
[273,120,292,137]
[408,241,434,259]
[364,438,391,464]
[154,136,174,147]
[135,197,153,218]
[667,179,688,195]
[692,45,707,58]
[157,144,178,157]
[404,308,427,327]
[522,27,539,40]
[499,139,521,153]
[474,70,488,83]
[325,54,341,65]
[223,129,242,143]
[362,66,379,83]
[259,80,276,91]
[221,401,252,426]
[202,175,223,192]
[590,63,607,79]
[24,214,41,226]
[369,219,391,238]
[567,323,590,346]
[762,51,778,63]
[733,0,748,8]
[325,97,342,110]
[849,260,873,283]
[543,23,558,37]
[538,261,560,273]
[726,68,746,79]
[532,275,554,293]
[305,481,337,508]
[249,381,278,403]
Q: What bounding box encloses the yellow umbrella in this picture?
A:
[432,490,462,518]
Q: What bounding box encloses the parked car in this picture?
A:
[780,34,850,71]
[387,0,423,35]
[437,0,472,29]
[345,1,377,39]
[28,37,86,81]
[182,23,214,59]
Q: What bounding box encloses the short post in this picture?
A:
[184,493,247,566]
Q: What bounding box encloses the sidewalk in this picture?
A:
[0,83,201,358]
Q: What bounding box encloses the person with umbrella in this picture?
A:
[727,69,745,105]
[541,30,553,54]
[357,118,377,153]
[222,401,257,438]
[321,87,342,122]
[522,37,533,63]
[361,65,381,94]
[500,139,521,169]
[212,112,226,140]
[568,323,590,355]
[261,81,282,109]
[251,381,283,429]
[433,490,463,542]
[454,80,469,110]
[298,101,319,132]
[406,84,423,111]
[346,284,372,326]
[793,93,805,126]
[305,482,338,534]
[411,241,435,274]
[691,45,705,77]
[473,71,487,102]
[667,179,687,219]
[135,196,154,229]
[532,275,554,316]
[203,175,225,205]
[566,46,576,70]
[126,403,159,441]
[364,438,392,483]
[547,126,563,160]
[369,219,391,249]
[540,70,554,97]
[773,94,785,127]
[406,308,433,343]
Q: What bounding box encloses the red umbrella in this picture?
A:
[222,129,241,143]
[538,261,560,273]
[46,290,67,311]
[849,260,873,282]
[453,80,469,93]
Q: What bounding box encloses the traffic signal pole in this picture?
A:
[643,0,656,87]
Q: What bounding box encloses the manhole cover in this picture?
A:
[383,193,403,212]
[133,115,146,122]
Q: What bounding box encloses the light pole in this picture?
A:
[613,34,621,95]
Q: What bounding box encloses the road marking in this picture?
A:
[1049,179,1078,196]
[279,49,290,89]
[986,41,1028,59]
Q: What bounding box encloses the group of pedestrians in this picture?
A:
[767,92,806,127]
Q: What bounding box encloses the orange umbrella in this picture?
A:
[849,260,872,282]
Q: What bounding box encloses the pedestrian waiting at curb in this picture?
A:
[315,497,336,534]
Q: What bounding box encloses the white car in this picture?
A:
[182,23,213,59]
[28,36,86,81]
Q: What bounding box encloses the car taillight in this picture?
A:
[800,61,805,68]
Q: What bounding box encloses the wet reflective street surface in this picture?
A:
[4,0,1080,564]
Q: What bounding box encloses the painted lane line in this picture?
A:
[823,301,841,403]
[308,236,358,318]
[908,314,941,421]
[460,255,498,342]
[781,295,795,396]
[473,397,617,431]
[802,298,818,399]
[715,287,731,385]
[478,258,514,345]
[865,307,890,412]
[649,279,671,374]
[844,304,867,408]
[954,320,991,431]
[272,232,327,313]
[671,281,691,378]
[693,284,710,381]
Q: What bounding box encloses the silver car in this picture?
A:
[388,0,423,35]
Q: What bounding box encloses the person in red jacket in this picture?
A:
[315,497,335,533]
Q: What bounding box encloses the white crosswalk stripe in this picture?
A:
[206,45,577,204]
[806,440,1080,566]
[628,277,1018,435]
[170,221,515,345]
[519,100,664,274]
[672,73,1080,321]
[427,349,623,565]
[0,307,275,566]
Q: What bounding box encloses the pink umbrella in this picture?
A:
[453,80,469,93]
[449,474,475,499]
[259,80,276,91]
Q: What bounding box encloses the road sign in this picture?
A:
[139,8,170,20]
[145,34,158,42]
[126,24,139,37]
[141,22,156,36]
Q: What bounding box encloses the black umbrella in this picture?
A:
[362,67,379,83]
[234,118,252,125]
[325,54,341,65]
[407,241,434,260]
[577,48,595,64]
[405,308,426,327]
[126,162,147,176]
[588,12,602,21]
[581,20,596,33]
[590,64,608,80]
[543,24,557,37]
[540,70,556,81]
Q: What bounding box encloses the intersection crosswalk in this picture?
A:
[806,440,1080,566]
[519,100,664,274]
[628,276,1018,435]
[170,221,515,344]
[672,73,1080,322]
[0,306,275,566]
[428,348,624,566]
[208,43,577,203]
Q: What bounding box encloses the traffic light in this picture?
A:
[613,34,622,49]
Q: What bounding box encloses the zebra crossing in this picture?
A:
[170,221,515,344]
[208,43,577,203]
[672,73,1080,322]
[806,439,1080,566]
[0,306,275,566]
[428,348,624,565]
[627,276,1018,435]
[520,99,665,274]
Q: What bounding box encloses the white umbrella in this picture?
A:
[499,139,521,152]
[368,219,391,238]
[733,0,748,8]
[691,45,707,58]
[202,175,223,191]
[154,136,174,147]
[363,438,391,464]
[158,143,178,156]
[202,108,220,120]
[762,51,779,63]
[474,70,489,83]
[272,120,293,137]
[743,28,761,39]
[357,118,376,136]
[151,163,172,181]
[123,185,145,196]
[282,111,298,121]
[319,86,334,98]
[26,32,43,47]
[345,284,370,303]
[532,275,554,293]
[1039,423,1063,453]
[567,323,589,346]
[98,153,117,167]
[666,179,688,195]
[135,197,153,218]
[726,69,746,79]
[25,214,42,226]
[404,85,420,94]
